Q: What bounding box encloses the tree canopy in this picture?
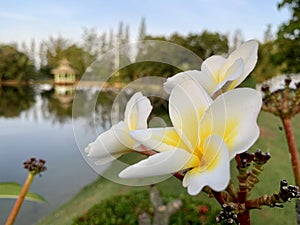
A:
[274,0,300,72]
[0,45,35,82]
[0,16,290,84]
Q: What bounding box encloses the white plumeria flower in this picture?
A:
[120,79,261,195]
[85,92,152,165]
[164,40,258,97]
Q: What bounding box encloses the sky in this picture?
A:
[0,0,291,46]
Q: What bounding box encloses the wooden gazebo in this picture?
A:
[51,58,77,85]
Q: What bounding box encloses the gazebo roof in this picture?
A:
[51,58,77,75]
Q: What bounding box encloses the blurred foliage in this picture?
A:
[272,0,300,73]
[43,35,94,78]
[117,61,181,83]
[146,31,228,61]
[251,40,282,82]
[2,15,300,84]
[183,31,228,59]
[72,190,217,225]
[0,45,35,82]
[113,31,228,83]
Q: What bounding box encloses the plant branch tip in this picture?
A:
[23,157,47,176]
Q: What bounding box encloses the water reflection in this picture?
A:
[40,86,74,124]
[0,84,119,225]
[0,84,168,126]
[0,84,119,127]
[0,86,35,118]
[0,83,170,225]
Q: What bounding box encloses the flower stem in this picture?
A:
[5,172,35,225]
[281,117,300,186]
[236,154,251,225]
[237,211,250,225]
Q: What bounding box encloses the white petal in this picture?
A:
[201,55,227,79]
[169,79,212,148]
[220,58,244,84]
[183,135,230,195]
[164,70,203,94]
[119,148,199,178]
[227,40,258,87]
[130,127,191,153]
[211,58,244,96]
[200,55,227,95]
[200,88,262,159]
[194,69,219,96]
[124,92,152,130]
[85,122,131,165]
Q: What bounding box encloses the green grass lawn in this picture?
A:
[37,111,300,225]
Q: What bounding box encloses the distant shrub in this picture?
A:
[72,190,217,225]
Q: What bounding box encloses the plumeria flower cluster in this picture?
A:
[86,40,261,196]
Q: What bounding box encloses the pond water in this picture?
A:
[0,85,117,225]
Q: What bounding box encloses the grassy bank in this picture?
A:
[37,111,300,225]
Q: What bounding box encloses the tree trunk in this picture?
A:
[237,211,251,225]
[138,186,182,225]
[282,117,300,186]
[281,117,300,225]
[296,199,300,225]
[138,212,151,225]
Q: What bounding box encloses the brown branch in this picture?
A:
[247,150,271,196]
[166,199,182,216]
[226,180,238,201]
[212,191,226,205]
[150,185,183,225]
[150,185,164,208]
[173,172,184,181]
[136,146,157,156]
[281,117,300,186]
[245,180,300,210]
[138,212,151,225]
[235,153,254,225]
[235,156,249,203]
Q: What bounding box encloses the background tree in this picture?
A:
[125,25,130,44]
[138,17,146,41]
[264,24,274,43]
[251,41,282,83]
[20,39,37,68]
[250,25,282,83]
[108,29,114,50]
[99,33,108,54]
[185,31,228,59]
[42,35,93,78]
[118,30,228,83]
[273,0,300,73]
[45,35,71,69]
[48,44,93,77]
[81,27,101,58]
[230,29,244,53]
[0,45,34,82]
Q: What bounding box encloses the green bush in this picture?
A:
[72,190,217,225]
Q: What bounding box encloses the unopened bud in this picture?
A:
[261,84,270,93]
[23,157,47,175]
[285,78,292,86]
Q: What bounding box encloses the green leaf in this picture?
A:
[0,182,46,203]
